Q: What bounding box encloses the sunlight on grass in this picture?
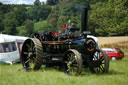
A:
[0,57,128,85]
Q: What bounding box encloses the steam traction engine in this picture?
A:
[21,7,109,75]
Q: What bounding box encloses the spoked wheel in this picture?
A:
[89,49,109,73]
[63,49,82,76]
[21,38,43,70]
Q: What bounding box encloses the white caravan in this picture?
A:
[0,34,28,64]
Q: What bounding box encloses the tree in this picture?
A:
[34,0,41,6]
[27,6,39,21]
[14,5,27,26]
[16,26,26,36]
[59,3,78,16]
[27,5,51,22]
[46,0,59,5]
[24,20,34,36]
[88,0,128,36]
[38,5,51,20]
[47,6,59,29]
[3,12,18,35]
[0,3,11,14]
[0,14,4,31]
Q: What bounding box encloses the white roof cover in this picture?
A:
[0,34,16,43]
[0,34,28,43]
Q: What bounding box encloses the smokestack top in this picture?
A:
[81,7,88,32]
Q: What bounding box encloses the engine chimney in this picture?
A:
[81,7,88,32]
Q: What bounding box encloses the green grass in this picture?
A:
[0,57,128,85]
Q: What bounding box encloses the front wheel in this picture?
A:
[63,49,82,76]
[89,49,109,73]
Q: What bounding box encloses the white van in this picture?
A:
[0,34,28,64]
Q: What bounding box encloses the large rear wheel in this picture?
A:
[63,49,82,76]
[89,49,109,73]
[21,38,43,70]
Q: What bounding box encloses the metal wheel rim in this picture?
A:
[63,49,82,76]
[89,50,109,73]
[21,39,36,69]
[65,53,78,75]
[21,38,43,70]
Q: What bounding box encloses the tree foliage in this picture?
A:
[0,0,128,36]
[47,6,59,31]
[3,12,18,35]
[88,0,128,36]
[14,5,27,25]
[46,0,59,5]
[24,20,34,36]
[0,14,4,31]
[34,0,41,6]
[0,2,51,36]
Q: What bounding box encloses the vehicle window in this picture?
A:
[108,49,115,53]
[0,42,17,53]
[3,43,10,52]
[0,44,4,53]
[11,42,17,51]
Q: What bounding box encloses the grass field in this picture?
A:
[0,57,128,85]
[0,36,128,85]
